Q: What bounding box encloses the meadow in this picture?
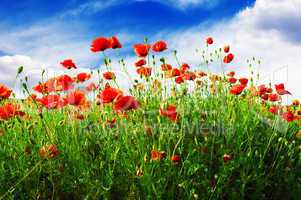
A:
[0,36,300,199]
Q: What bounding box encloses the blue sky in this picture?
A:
[0,0,301,100]
[0,0,254,56]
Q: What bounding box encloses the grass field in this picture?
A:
[0,37,300,199]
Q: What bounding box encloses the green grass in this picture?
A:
[1,40,301,199]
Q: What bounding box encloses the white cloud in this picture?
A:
[164,0,301,100]
[1,0,301,102]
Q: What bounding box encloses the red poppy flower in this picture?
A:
[76,72,91,83]
[261,93,269,101]
[228,77,237,84]
[152,40,167,52]
[223,45,230,53]
[56,74,74,91]
[171,154,181,163]
[197,71,207,77]
[91,37,111,52]
[183,72,196,81]
[60,59,77,69]
[39,144,59,159]
[223,154,232,163]
[133,44,151,57]
[175,76,184,84]
[135,59,146,67]
[269,106,279,115]
[268,93,280,102]
[151,150,166,161]
[65,90,87,106]
[137,67,152,77]
[206,37,213,45]
[0,84,12,100]
[113,95,139,112]
[167,68,181,78]
[161,64,172,71]
[0,103,24,120]
[97,84,123,104]
[180,63,190,72]
[282,111,297,122]
[227,71,235,77]
[160,104,178,122]
[239,78,248,85]
[85,82,98,92]
[109,36,122,49]
[103,71,116,80]
[258,84,268,96]
[230,84,245,95]
[275,83,291,95]
[40,94,66,109]
[223,53,234,63]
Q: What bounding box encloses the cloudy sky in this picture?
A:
[0,0,301,100]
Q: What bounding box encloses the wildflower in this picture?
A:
[39,144,59,159]
[261,93,269,101]
[239,78,248,85]
[133,44,151,57]
[228,77,237,84]
[114,96,139,112]
[183,72,196,81]
[109,36,122,49]
[40,94,67,109]
[91,37,111,52]
[151,150,166,161]
[65,90,87,106]
[275,83,291,95]
[269,106,279,114]
[175,76,185,84]
[230,84,245,95]
[103,71,116,80]
[197,71,207,77]
[137,67,152,77]
[85,82,98,92]
[160,104,178,122]
[206,37,213,45]
[268,93,280,102]
[161,64,172,71]
[223,154,232,163]
[282,111,297,122]
[152,40,167,52]
[135,59,146,67]
[0,103,24,120]
[76,72,91,83]
[223,45,230,53]
[60,59,77,69]
[0,84,12,100]
[56,75,74,92]
[97,84,123,104]
[180,63,190,72]
[227,71,235,77]
[223,53,234,63]
[166,68,181,78]
[171,154,181,164]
